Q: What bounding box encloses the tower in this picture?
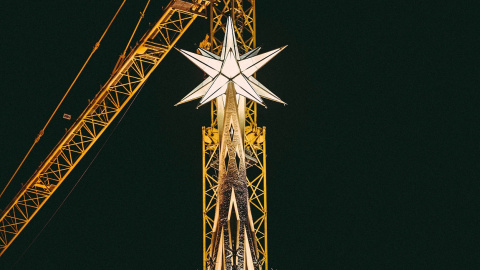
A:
[204,3,266,267]
[176,17,286,270]
[210,82,258,269]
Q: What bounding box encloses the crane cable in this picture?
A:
[0,0,126,200]
[114,0,151,72]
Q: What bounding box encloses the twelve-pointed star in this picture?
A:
[175,16,287,108]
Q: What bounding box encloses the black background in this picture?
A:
[0,1,479,269]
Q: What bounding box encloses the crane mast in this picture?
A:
[0,0,210,256]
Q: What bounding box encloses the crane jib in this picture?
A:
[0,0,210,257]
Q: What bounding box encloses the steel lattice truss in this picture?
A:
[0,0,210,256]
[202,1,269,269]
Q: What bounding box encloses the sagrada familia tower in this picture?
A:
[176,17,286,270]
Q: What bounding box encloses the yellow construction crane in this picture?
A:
[0,1,268,268]
[0,0,210,257]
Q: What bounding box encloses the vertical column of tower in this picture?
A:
[208,82,259,270]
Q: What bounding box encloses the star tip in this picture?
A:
[174,100,184,106]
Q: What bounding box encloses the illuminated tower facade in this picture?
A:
[176,16,285,270]
[210,82,258,269]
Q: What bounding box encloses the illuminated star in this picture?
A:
[175,17,287,108]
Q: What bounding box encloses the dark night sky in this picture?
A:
[0,1,479,269]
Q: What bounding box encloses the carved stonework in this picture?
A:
[209,82,259,270]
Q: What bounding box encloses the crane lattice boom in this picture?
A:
[0,0,210,256]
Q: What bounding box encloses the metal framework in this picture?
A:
[0,0,210,256]
[202,1,268,269]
